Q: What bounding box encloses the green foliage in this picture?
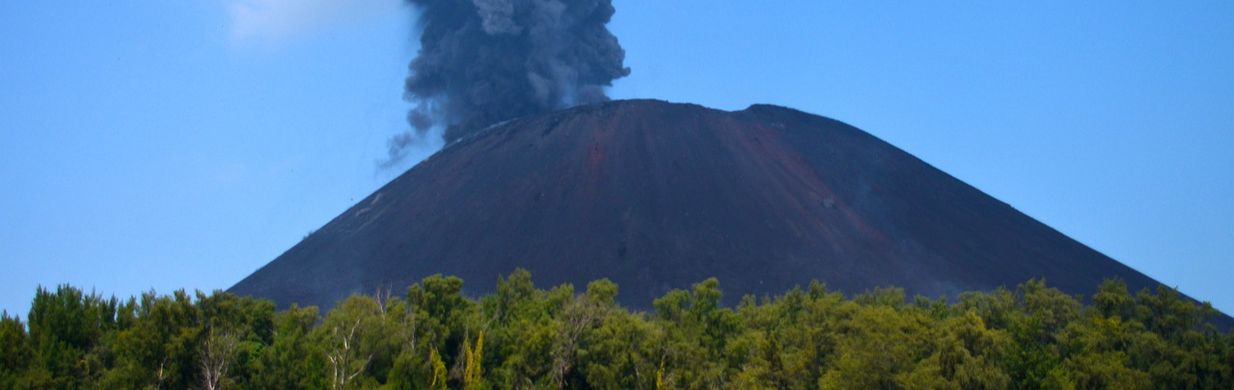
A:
[253,304,325,389]
[0,312,32,389]
[1,276,1230,389]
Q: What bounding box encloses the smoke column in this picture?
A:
[386,0,630,165]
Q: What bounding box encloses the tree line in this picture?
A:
[1,270,1231,389]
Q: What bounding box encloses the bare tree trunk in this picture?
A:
[155,358,167,390]
[552,297,600,389]
[199,327,238,390]
[326,318,373,390]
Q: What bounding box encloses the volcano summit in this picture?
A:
[231,100,1220,320]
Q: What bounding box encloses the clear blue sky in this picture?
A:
[2,1,1231,317]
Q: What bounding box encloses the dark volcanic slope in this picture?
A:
[231,99,1222,320]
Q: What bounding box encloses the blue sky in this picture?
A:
[2,1,1231,317]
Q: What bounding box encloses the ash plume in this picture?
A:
[385,0,630,165]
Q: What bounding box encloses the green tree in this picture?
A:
[315,294,401,389]
[818,302,930,389]
[3,273,1232,389]
[253,304,325,389]
[102,290,202,389]
[0,313,32,388]
[25,285,119,388]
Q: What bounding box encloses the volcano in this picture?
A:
[230,100,1223,321]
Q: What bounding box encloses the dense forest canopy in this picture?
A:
[1,271,1231,389]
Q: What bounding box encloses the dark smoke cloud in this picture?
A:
[384,0,630,165]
